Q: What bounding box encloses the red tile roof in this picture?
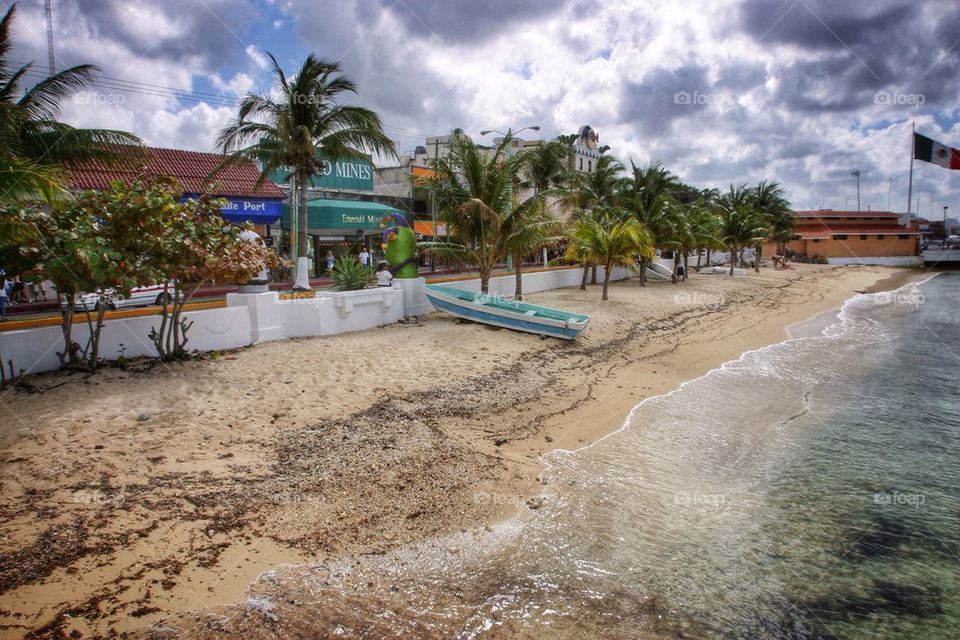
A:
[66,146,285,200]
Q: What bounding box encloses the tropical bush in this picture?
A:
[330,255,376,291]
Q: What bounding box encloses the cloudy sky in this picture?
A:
[8,0,960,217]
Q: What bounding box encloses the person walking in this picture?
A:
[0,275,8,321]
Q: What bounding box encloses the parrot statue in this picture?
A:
[380,212,418,279]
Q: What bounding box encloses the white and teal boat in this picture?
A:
[424,284,590,340]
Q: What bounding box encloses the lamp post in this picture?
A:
[851,170,861,211]
[478,125,540,272]
[944,205,949,243]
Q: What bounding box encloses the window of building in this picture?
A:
[579,158,583,170]
[833,234,848,240]
[859,235,868,240]
[812,239,820,243]
[588,160,592,172]
[897,234,909,240]
[876,235,884,240]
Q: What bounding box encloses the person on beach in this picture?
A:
[375,263,394,287]
[358,246,370,267]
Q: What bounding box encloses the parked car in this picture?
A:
[64,283,181,311]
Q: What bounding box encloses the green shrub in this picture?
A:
[330,255,376,291]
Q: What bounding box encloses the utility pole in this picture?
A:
[45,0,55,76]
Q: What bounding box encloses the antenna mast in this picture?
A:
[45,0,55,76]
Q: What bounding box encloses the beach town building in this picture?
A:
[66,146,285,235]
[771,210,922,264]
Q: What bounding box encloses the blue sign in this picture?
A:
[182,194,283,225]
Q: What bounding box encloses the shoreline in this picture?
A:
[0,264,929,638]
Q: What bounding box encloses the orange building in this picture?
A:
[771,210,921,261]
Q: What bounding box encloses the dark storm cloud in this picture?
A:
[376,0,568,43]
[738,0,960,114]
[618,65,712,134]
[73,0,258,68]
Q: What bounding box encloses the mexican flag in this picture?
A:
[914,132,960,169]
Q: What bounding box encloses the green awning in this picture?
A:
[281,198,403,231]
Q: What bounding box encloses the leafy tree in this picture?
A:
[218,53,396,283]
[565,208,653,300]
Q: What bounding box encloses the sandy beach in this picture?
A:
[0,264,925,638]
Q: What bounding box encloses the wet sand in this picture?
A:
[0,264,926,638]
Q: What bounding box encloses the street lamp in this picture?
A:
[851,170,861,212]
[478,126,541,272]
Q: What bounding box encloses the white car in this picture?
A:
[67,283,180,311]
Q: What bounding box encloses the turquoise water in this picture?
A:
[228,273,960,639]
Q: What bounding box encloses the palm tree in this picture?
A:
[218,53,396,287]
[625,192,678,285]
[566,208,653,300]
[563,154,624,211]
[0,3,141,204]
[502,199,562,299]
[519,139,570,193]
[685,202,721,272]
[752,179,792,270]
[423,132,544,294]
[718,184,768,276]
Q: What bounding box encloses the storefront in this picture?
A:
[280,198,409,275]
[66,147,285,233]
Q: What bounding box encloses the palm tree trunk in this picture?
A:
[590,265,598,285]
[729,244,737,276]
[754,242,762,273]
[580,263,589,290]
[683,253,689,280]
[706,247,712,266]
[695,249,702,272]
[671,254,679,283]
[639,256,648,287]
[297,174,309,264]
[513,253,523,299]
[602,261,612,300]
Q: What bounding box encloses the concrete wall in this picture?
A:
[2,267,612,376]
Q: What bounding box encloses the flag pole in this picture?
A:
[906,122,915,216]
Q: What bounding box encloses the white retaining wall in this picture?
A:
[0,266,626,375]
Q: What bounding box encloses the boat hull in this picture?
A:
[424,288,588,339]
